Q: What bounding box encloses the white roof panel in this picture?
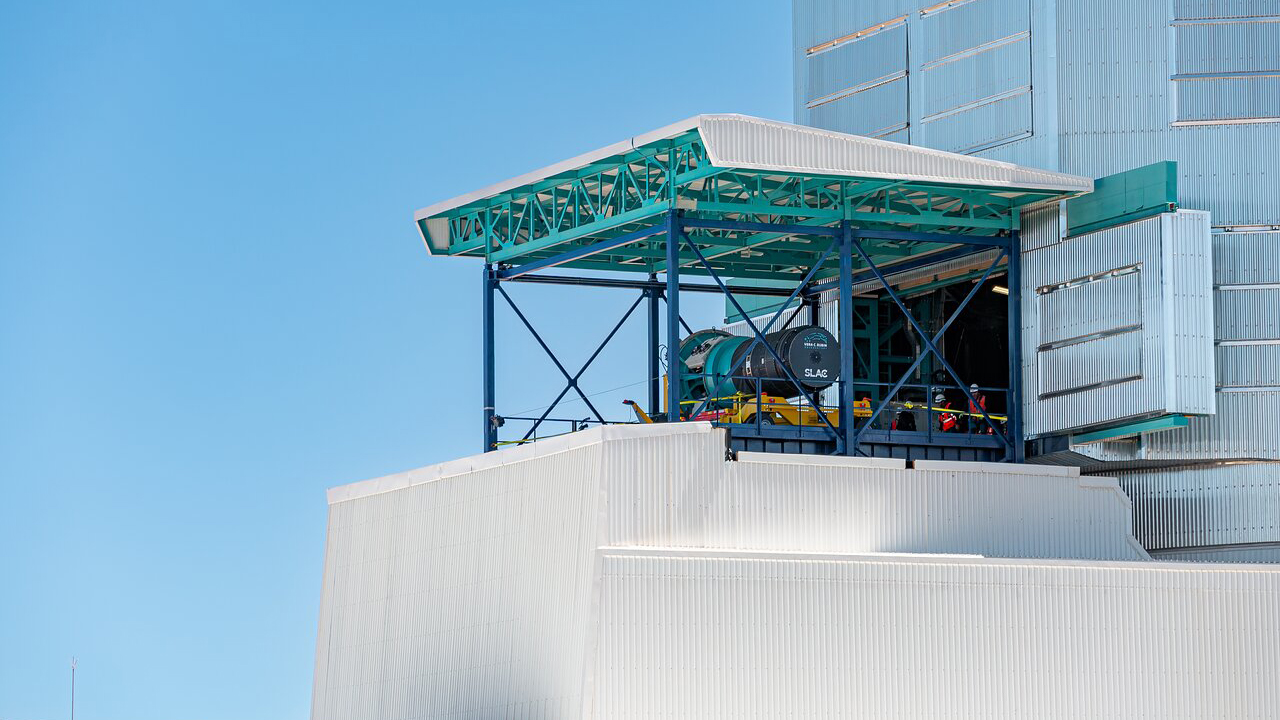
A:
[414,114,1092,221]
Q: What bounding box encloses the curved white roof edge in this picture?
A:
[413,114,1092,221]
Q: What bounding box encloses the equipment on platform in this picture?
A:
[679,325,840,405]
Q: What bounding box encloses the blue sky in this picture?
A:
[0,2,791,718]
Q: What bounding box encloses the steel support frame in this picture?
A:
[480,215,1023,461]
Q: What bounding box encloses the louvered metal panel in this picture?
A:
[592,549,1280,720]
[1116,462,1280,550]
[1022,201,1065,252]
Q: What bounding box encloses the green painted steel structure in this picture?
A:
[417,127,1066,282]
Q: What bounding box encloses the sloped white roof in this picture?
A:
[414,114,1091,220]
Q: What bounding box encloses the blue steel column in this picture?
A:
[665,211,682,422]
[482,263,497,452]
[1007,231,1024,462]
[647,273,661,417]
[838,221,856,455]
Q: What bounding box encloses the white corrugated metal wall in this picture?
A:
[592,548,1280,720]
[314,425,1280,719]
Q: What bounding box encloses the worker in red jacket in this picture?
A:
[934,392,959,433]
[967,383,990,434]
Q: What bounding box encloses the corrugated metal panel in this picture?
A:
[1020,212,1214,436]
[1116,462,1280,550]
[1038,332,1143,397]
[1037,270,1141,346]
[805,20,906,102]
[1021,201,1064,251]
[806,79,909,139]
[313,425,1280,718]
[1215,287,1280,341]
[697,115,1090,192]
[1175,0,1280,19]
[916,89,1034,155]
[1217,343,1280,387]
[592,548,1280,720]
[602,447,1146,561]
[1214,230,1280,284]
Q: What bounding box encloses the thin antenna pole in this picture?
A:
[70,657,76,720]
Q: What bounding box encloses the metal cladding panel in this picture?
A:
[602,451,1147,561]
[1174,0,1280,17]
[1216,288,1280,341]
[591,549,1280,720]
[805,22,906,102]
[916,90,1034,155]
[696,115,1090,192]
[1055,1,1280,227]
[916,41,1030,120]
[1021,201,1065,252]
[311,441,607,720]
[1177,76,1280,125]
[1214,230,1280,285]
[918,0,1029,61]
[1218,344,1280,387]
[806,79,909,139]
[1038,333,1143,397]
[1037,271,1141,346]
[1116,462,1280,551]
[1020,212,1214,436]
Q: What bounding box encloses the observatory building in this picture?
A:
[310,2,1280,718]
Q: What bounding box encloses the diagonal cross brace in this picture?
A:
[851,242,1010,446]
[497,285,643,441]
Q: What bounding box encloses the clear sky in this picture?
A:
[0,2,791,718]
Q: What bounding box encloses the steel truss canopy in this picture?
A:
[414,114,1091,281]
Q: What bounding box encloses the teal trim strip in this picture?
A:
[1072,414,1189,444]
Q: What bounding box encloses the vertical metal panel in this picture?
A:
[1174,0,1280,18]
[311,436,608,720]
[806,79,909,138]
[1116,462,1280,550]
[1021,201,1065,251]
[592,549,1280,719]
[914,0,1033,154]
[805,22,906,102]
[1213,230,1280,284]
[1215,288,1280,340]
[1217,343,1280,387]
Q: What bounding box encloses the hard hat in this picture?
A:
[969,383,979,391]
[934,393,945,403]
